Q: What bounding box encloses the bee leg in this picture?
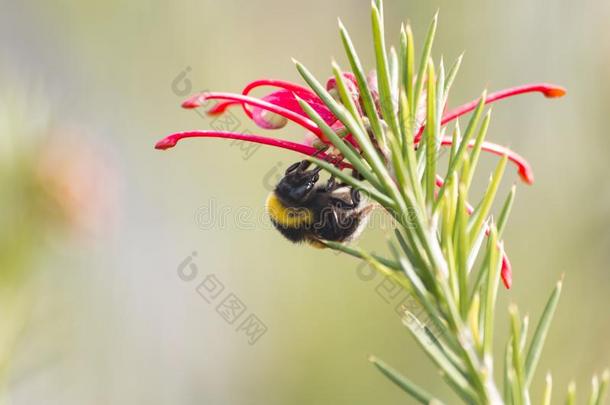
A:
[325,176,338,191]
[350,187,361,206]
[285,161,302,174]
[348,169,363,206]
[287,159,322,174]
[315,206,341,240]
[286,147,328,174]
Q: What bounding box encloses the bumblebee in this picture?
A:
[266,159,373,247]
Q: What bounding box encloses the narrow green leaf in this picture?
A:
[588,375,600,405]
[447,121,461,171]
[482,225,501,357]
[443,53,464,100]
[331,61,365,128]
[468,155,508,241]
[371,2,400,138]
[566,382,576,405]
[338,19,385,143]
[434,91,487,212]
[369,356,441,404]
[542,373,553,405]
[497,185,516,237]
[424,60,437,207]
[404,24,415,116]
[596,370,609,405]
[402,312,478,402]
[525,278,563,386]
[463,110,492,190]
[519,315,530,353]
[467,218,487,273]
[436,58,445,139]
[510,305,527,405]
[454,184,469,317]
[389,46,399,107]
[321,240,399,270]
[360,249,410,290]
[394,229,433,287]
[393,254,453,348]
[413,12,438,119]
[399,89,426,209]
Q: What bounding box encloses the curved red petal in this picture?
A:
[441,83,566,126]
[252,90,337,130]
[181,92,323,137]
[155,130,319,155]
[415,83,566,142]
[154,130,350,169]
[439,138,534,184]
[242,79,314,98]
[206,100,238,115]
[239,79,318,121]
[190,80,318,119]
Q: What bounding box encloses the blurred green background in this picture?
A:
[1,0,609,403]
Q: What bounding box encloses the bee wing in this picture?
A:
[329,186,356,206]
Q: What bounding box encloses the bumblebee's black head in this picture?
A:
[275,161,321,205]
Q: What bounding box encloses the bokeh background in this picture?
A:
[1,0,609,403]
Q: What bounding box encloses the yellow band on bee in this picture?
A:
[266,193,313,228]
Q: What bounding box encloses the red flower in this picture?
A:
[155,75,565,289]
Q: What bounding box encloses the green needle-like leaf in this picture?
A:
[497,185,516,236]
[399,90,426,209]
[322,240,399,270]
[424,60,438,207]
[463,110,492,191]
[454,185,469,316]
[597,370,609,405]
[468,155,508,241]
[403,24,415,114]
[589,375,600,405]
[338,19,385,143]
[369,356,441,404]
[434,92,487,212]
[331,61,365,128]
[482,225,501,357]
[402,313,478,402]
[525,278,563,386]
[542,373,553,405]
[413,12,438,118]
[443,53,464,100]
[371,2,400,138]
[566,382,576,405]
[510,305,527,405]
